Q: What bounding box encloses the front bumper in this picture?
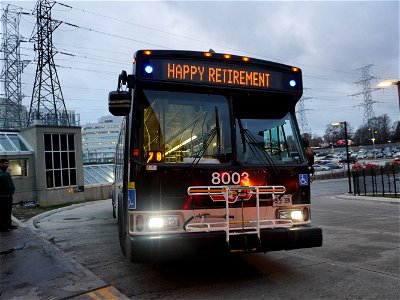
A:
[127,225,322,261]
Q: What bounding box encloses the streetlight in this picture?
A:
[368,127,378,152]
[378,80,400,114]
[332,121,352,193]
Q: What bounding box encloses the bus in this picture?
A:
[109,50,322,262]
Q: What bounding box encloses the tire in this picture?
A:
[111,188,116,218]
[118,195,127,256]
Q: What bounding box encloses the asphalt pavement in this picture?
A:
[1,194,398,300]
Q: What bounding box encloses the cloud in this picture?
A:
[6,0,399,136]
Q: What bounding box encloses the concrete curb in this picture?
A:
[333,194,400,205]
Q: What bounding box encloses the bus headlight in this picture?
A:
[290,210,303,222]
[278,208,309,222]
[148,215,179,229]
[148,217,164,228]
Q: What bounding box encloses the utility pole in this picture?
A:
[0,5,29,130]
[28,0,70,126]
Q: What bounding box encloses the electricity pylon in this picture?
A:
[0,5,29,130]
[28,0,69,126]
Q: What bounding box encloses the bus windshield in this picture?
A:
[141,89,232,164]
[236,113,303,165]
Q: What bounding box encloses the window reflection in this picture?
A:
[142,90,232,164]
[236,113,303,165]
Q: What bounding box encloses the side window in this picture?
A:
[265,119,300,161]
[114,119,125,182]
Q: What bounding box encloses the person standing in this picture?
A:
[0,159,16,232]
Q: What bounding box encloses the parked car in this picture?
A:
[339,156,357,163]
[313,164,331,172]
[325,162,343,169]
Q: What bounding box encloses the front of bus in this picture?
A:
[113,50,322,261]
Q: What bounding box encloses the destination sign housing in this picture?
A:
[140,58,301,91]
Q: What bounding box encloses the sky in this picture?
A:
[2,0,399,137]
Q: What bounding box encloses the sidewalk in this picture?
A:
[0,214,129,300]
[333,193,400,204]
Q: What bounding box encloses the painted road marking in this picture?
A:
[76,286,129,300]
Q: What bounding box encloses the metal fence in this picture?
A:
[352,165,400,197]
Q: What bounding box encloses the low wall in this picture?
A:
[12,178,112,206]
[12,176,35,203]
[84,184,112,202]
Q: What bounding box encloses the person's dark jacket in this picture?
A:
[0,169,15,196]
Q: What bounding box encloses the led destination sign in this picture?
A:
[167,63,270,88]
[141,59,300,91]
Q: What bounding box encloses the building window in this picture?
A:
[44,133,77,188]
[9,159,28,176]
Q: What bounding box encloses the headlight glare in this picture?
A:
[148,215,179,229]
[278,209,305,222]
[148,217,164,228]
[290,210,303,222]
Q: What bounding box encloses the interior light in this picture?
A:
[242,57,250,62]
[289,80,296,87]
[144,65,153,74]
[165,135,197,155]
[148,217,164,228]
[292,67,299,72]
[143,50,152,55]
[223,54,231,59]
[204,52,212,57]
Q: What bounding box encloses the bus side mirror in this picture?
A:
[108,91,131,116]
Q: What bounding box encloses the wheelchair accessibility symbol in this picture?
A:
[299,174,309,186]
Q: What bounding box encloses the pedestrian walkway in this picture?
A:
[333,193,400,204]
[0,215,129,300]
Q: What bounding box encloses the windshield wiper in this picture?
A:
[237,118,279,177]
[185,106,221,178]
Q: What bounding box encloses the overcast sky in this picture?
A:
[3,0,399,136]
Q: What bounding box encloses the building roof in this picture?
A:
[83,164,114,185]
[0,132,34,154]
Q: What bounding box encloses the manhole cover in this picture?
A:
[47,216,95,223]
